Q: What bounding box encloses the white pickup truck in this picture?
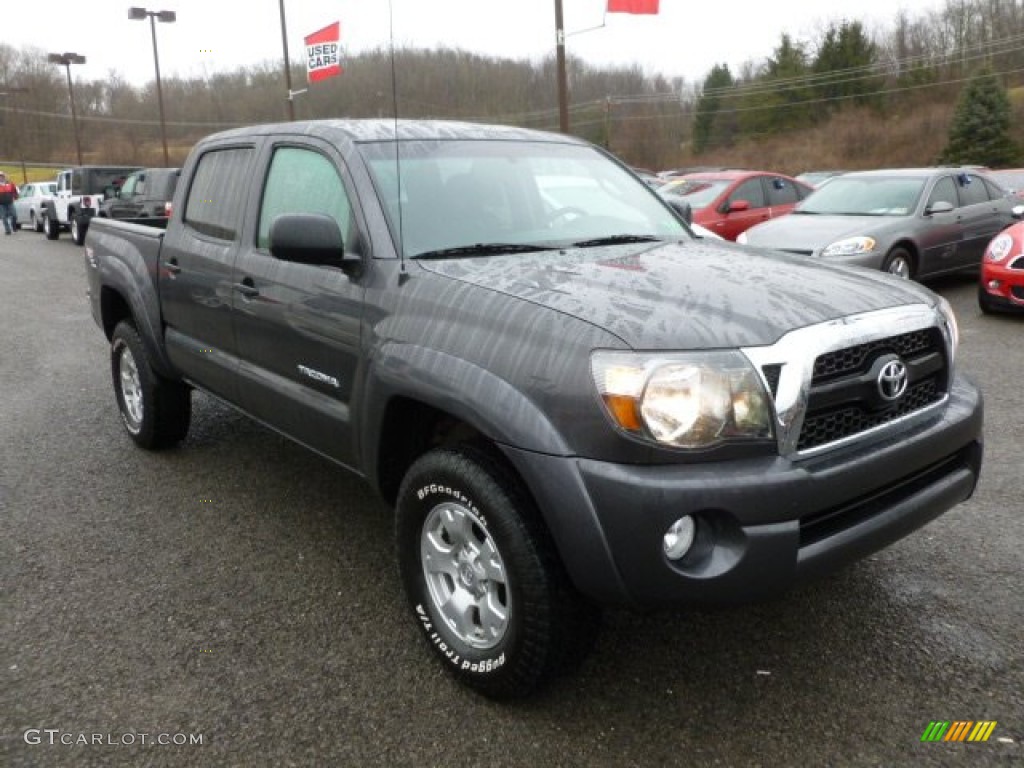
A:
[42,165,139,244]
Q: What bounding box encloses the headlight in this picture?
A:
[935,296,959,363]
[986,233,1013,262]
[821,236,876,257]
[591,351,773,449]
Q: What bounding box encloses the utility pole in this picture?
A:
[554,0,569,133]
[278,0,296,121]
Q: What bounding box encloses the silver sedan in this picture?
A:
[13,181,57,232]
[737,168,1017,280]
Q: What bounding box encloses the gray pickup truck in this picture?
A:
[85,120,983,698]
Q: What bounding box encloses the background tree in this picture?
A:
[939,66,1020,166]
[737,34,812,139]
[813,21,882,111]
[692,63,733,154]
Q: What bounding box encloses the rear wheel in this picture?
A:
[396,446,598,699]
[110,321,191,449]
[882,247,914,279]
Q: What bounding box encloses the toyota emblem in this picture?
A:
[877,359,909,401]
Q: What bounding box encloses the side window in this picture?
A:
[927,177,958,209]
[134,174,147,197]
[183,147,253,240]
[729,178,766,209]
[982,177,1005,200]
[956,174,989,207]
[71,170,82,192]
[766,177,800,205]
[120,175,138,198]
[257,146,353,251]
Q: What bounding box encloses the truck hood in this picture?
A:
[414,239,936,350]
[742,213,894,251]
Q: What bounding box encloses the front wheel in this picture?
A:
[31,211,42,232]
[110,321,191,449]
[882,247,914,279]
[43,212,58,240]
[396,446,598,699]
[71,213,87,245]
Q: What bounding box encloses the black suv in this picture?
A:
[99,167,180,221]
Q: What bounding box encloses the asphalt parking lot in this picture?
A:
[1,230,1021,767]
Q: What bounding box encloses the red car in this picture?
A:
[658,170,814,241]
[980,220,1024,313]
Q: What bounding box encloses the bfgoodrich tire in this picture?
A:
[110,321,191,449]
[396,446,598,699]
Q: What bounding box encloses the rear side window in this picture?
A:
[957,174,990,206]
[766,177,800,205]
[184,147,253,240]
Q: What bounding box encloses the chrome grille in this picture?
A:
[797,328,948,453]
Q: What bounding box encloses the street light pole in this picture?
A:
[554,0,570,134]
[278,0,297,121]
[129,7,176,166]
[47,53,86,166]
[0,87,30,182]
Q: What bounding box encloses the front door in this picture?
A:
[231,141,367,468]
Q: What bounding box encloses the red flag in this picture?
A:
[607,0,659,13]
[305,22,343,83]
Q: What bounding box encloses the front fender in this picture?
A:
[360,340,571,474]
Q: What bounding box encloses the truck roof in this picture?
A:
[203,119,588,146]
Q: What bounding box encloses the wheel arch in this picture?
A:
[886,240,919,275]
[363,343,571,506]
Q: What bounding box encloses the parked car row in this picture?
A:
[8,166,179,244]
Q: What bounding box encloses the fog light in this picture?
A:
[663,516,696,560]
[987,279,1002,291]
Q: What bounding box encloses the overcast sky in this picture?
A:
[6,0,948,89]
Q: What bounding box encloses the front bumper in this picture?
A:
[502,374,982,606]
[981,263,1024,310]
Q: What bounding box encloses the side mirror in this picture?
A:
[926,201,954,215]
[269,213,361,275]
[727,199,750,213]
[662,196,692,224]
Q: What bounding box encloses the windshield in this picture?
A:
[656,178,730,209]
[797,176,926,216]
[360,139,688,258]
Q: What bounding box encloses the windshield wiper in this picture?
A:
[572,234,662,248]
[413,243,558,260]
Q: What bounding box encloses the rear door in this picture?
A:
[159,143,258,400]
[230,139,367,468]
[765,175,804,222]
[956,174,1009,268]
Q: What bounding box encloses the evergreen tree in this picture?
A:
[939,67,1020,167]
[692,64,733,154]
[813,21,881,111]
[738,34,812,138]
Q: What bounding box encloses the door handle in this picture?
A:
[164,259,181,275]
[233,279,259,299]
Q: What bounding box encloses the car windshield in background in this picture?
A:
[991,170,1024,193]
[796,176,926,216]
[657,179,730,209]
[360,140,687,258]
